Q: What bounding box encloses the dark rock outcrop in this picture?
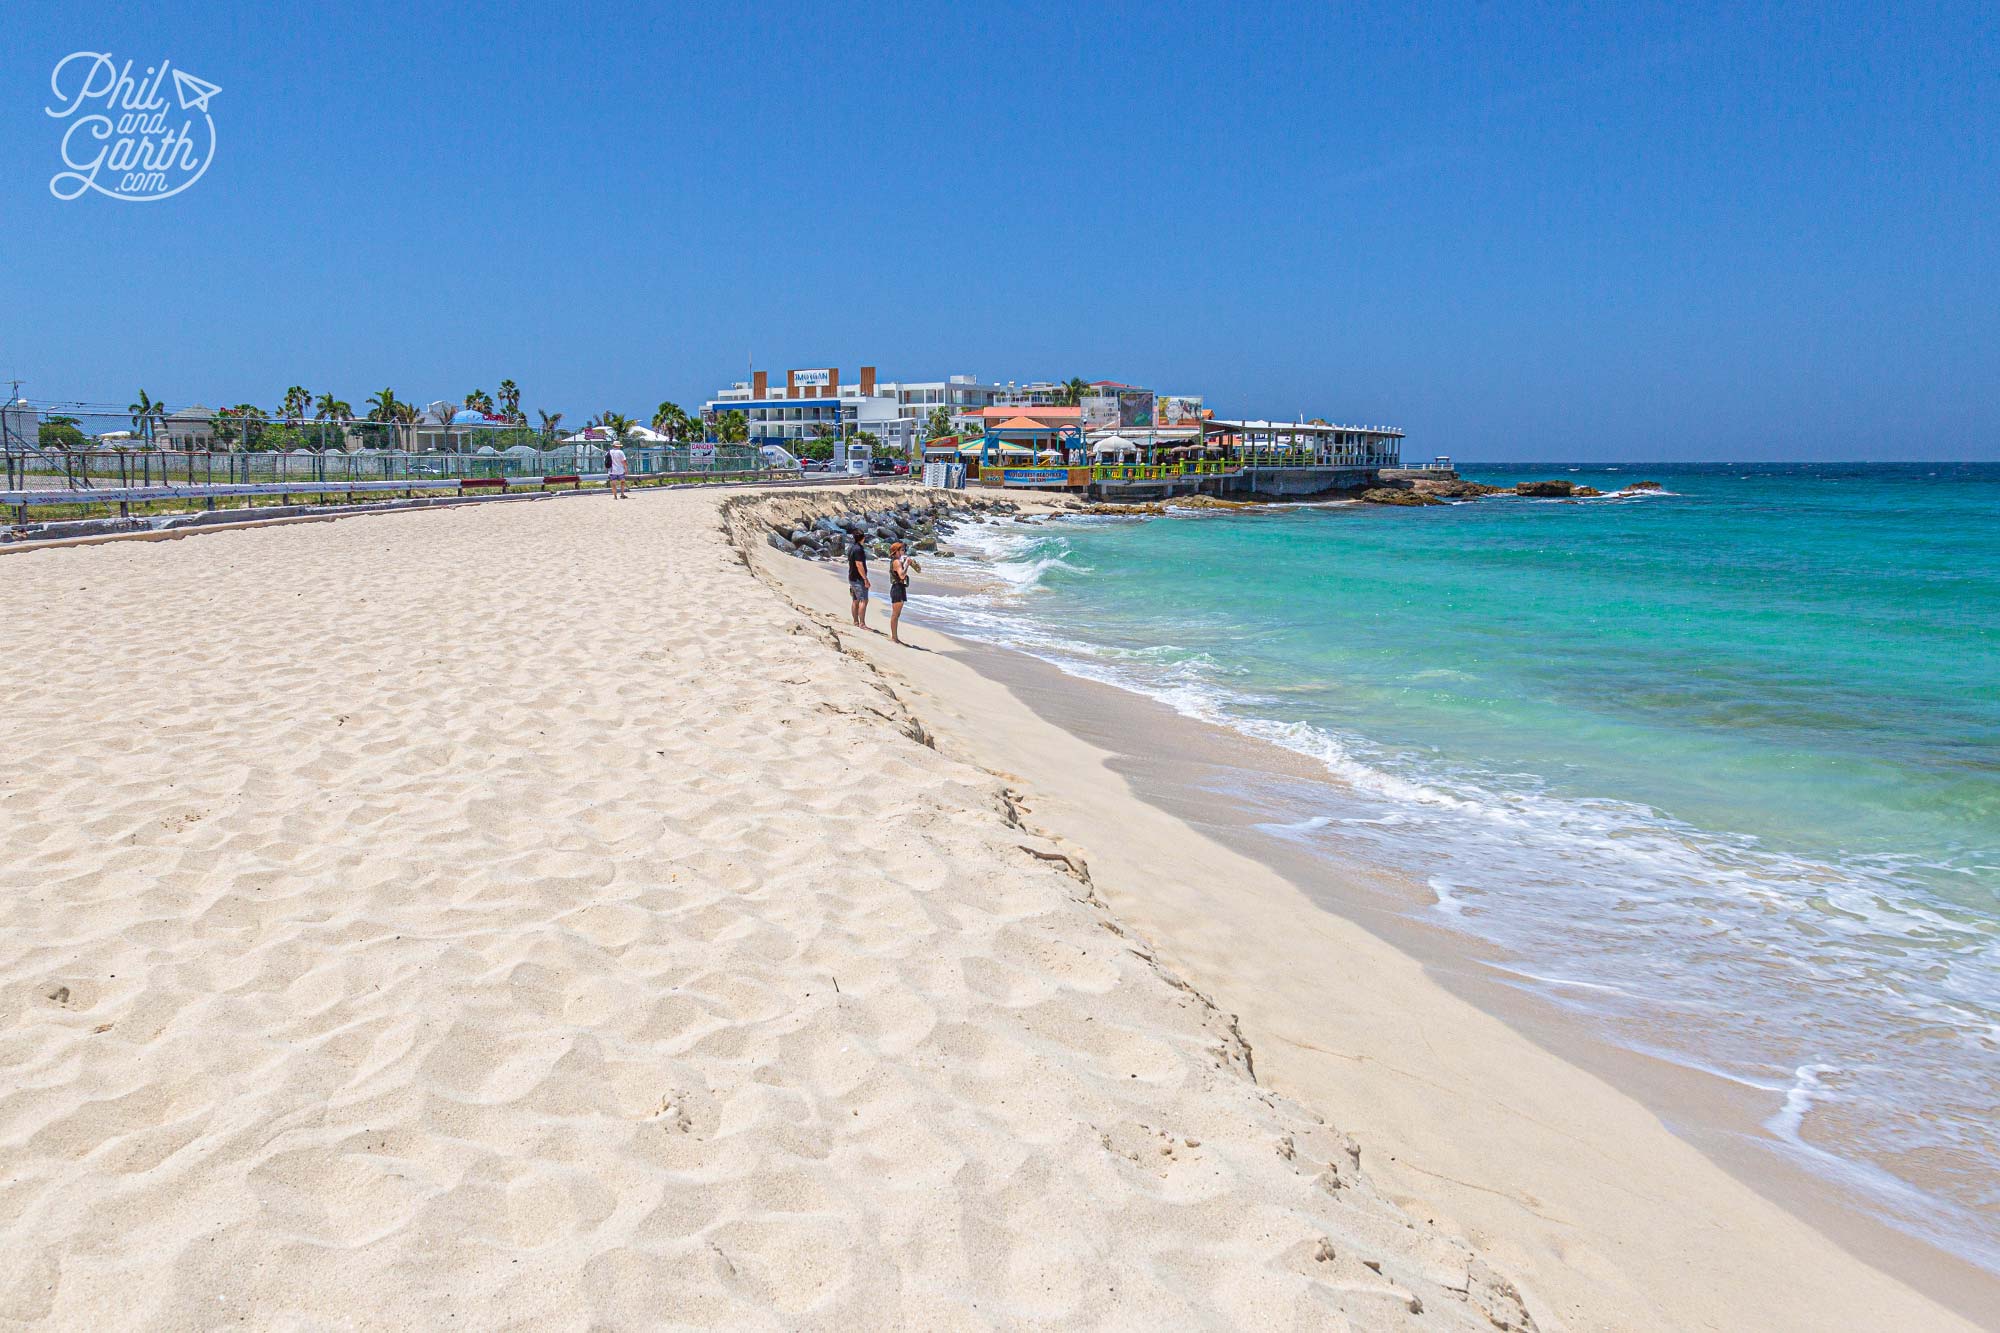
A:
[1410,478,1504,500]
[1360,487,1443,507]
[1514,480,1574,498]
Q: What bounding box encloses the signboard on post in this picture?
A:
[1156,396,1204,428]
[1081,394,1120,430]
[793,368,833,388]
[1116,391,1156,429]
[690,440,716,465]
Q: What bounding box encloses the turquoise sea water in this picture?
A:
[920,463,2000,1269]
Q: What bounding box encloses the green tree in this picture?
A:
[588,411,635,443]
[715,410,748,444]
[310,394,353,449]
[537,409,564,441]
[40,416,86,450]
[923,405,954,441]
[652,400,695,442]
[1059,377,1090,407]
[128,389,166,445]
[281,385,312,420]
[366,387,400,422]
[497,379,522,422]
[214,404,271,450]
[464,388,494,414]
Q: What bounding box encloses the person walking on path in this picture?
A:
[846,538,870,628]
[888,541,921,645]
[606,442,629,499]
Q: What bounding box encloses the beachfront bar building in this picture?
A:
[967,413,1406,501]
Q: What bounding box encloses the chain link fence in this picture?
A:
[3,404,760,493]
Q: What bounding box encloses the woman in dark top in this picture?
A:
[888,541,920,644]
[846,539,869,628]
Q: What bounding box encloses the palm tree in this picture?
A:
[715,410,748,445]
[589,411,636,442]
[128,389,166,445]
[498,379,522,423]
[464,388,494,414]
[652,400,694,442]
[367,387,399,422]
[1060,377,1090,407]
[281,385,311,421]
[537,409,564,441]
[310,393,352,450]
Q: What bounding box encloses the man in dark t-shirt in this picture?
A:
[846,539,870,628]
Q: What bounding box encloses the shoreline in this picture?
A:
[0,481,1982,1327]
[744,486,1994,1329]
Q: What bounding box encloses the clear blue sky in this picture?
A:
[4,0,1995,459]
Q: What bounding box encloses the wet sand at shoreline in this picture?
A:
[752,487,1992,1330]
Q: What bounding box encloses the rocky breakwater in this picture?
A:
[1359,487,1444,507]
[1513,480,1607,498]
[759,493,1025,563]
[1360,477,1506,506]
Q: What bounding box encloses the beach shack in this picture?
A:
[967,405,1092,489]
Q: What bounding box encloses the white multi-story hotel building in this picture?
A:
[703,367,1027,454]
[873,374,1007,432]
[704,366,913,458]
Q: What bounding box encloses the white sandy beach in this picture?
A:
[1,488,1529,1329]
[0,483,1978,1330]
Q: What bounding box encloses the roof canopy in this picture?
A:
[974,405,1082,422]
[1206,419,1405,437]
